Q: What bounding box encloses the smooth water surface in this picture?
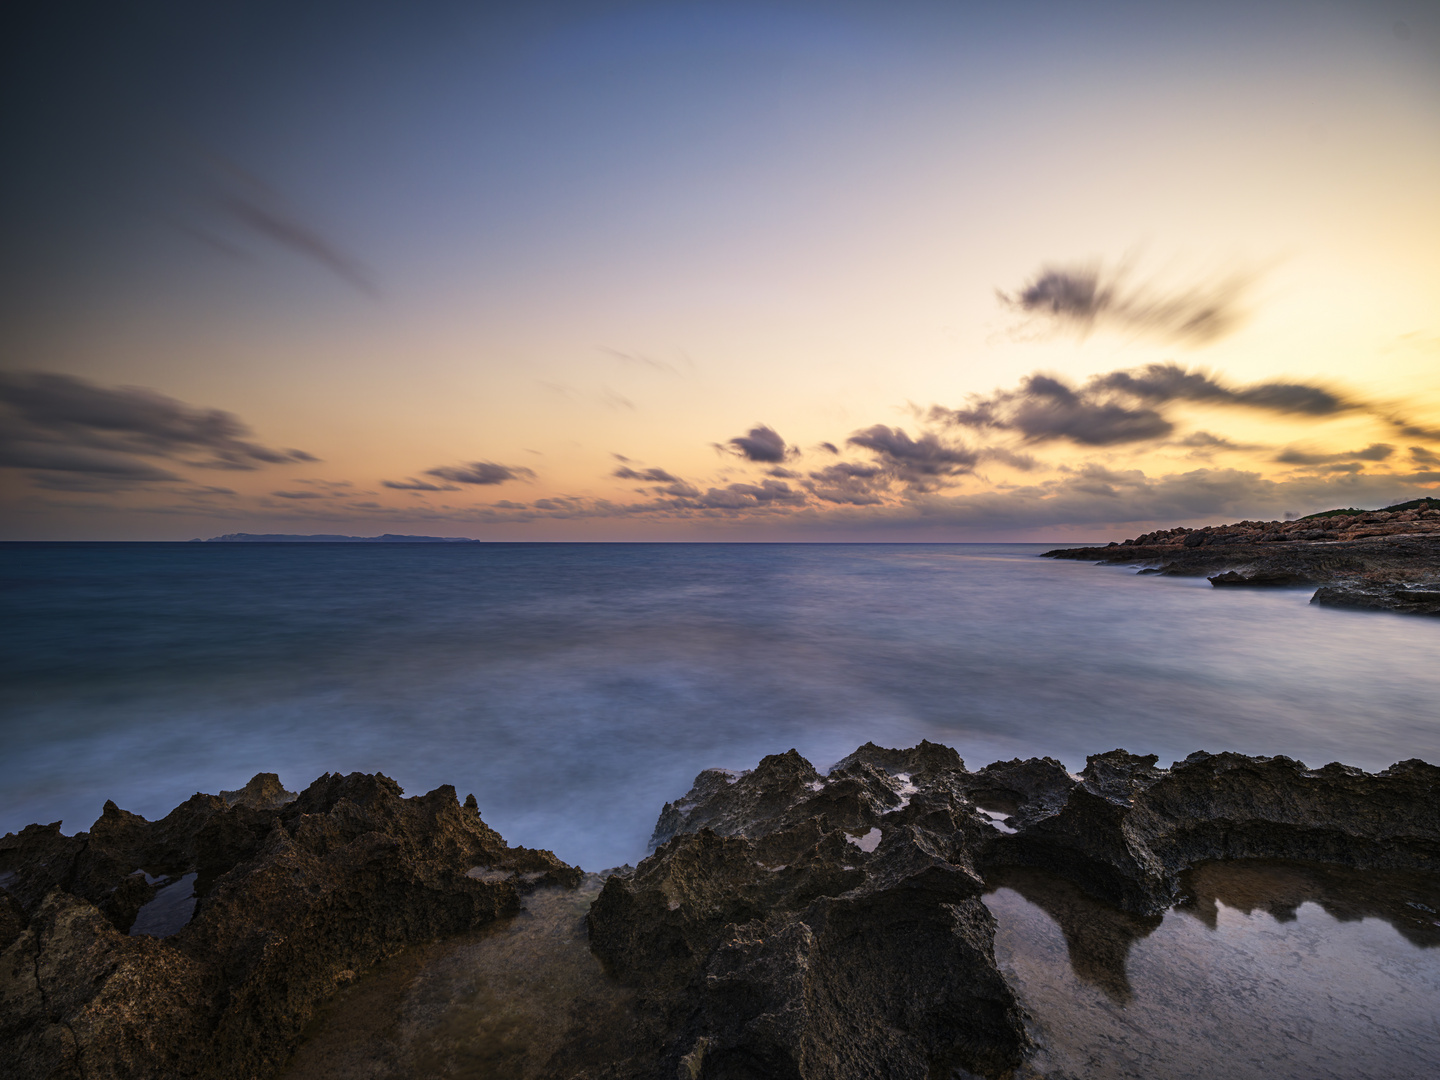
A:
[3,542,1438,869]
[986,861,1440,1079]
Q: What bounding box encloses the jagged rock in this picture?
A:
[5,745,1437,1079]
[591,741,1440,1078]
[591,745,1033,1080]
[980,749,1440,914]
[0,772,579,1080]
[220,772,297,810]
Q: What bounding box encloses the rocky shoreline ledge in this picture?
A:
[1043,499,1440,615]
[4,745,1438,1079]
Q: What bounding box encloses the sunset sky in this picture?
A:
[3,0,1437,540]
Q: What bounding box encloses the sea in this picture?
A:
[3,541,1438,871]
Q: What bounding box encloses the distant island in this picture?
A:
[1045,497,1440,615]
[194,533,481,543]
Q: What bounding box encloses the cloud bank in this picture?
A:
[937,363,1362,447]
[0,371,314,491]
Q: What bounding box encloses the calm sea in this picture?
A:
[3,542,1437,870]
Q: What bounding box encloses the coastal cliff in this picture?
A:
[1043,499,1440,614]
[3,745,1437,1079]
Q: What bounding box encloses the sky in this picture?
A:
[2,0,1437,541]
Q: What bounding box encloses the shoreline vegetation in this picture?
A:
[3,743,1437,1079]
[1045,498,1440,615]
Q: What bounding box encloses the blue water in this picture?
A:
[3,542,1437,870]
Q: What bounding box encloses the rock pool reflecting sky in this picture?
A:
[985,861,1440,1079]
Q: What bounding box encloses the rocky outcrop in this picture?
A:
[0,773,578,1080]
[587,742,1440,1078]
[589,744,1030,1080]
[1311,582,1440,615]
[5,744,1437,1079]
[1045,504,1440,614]
[980,749,1440,914]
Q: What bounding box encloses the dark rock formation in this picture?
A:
[589,744,1030,1080]
[219,772,296,810]
[0,772,578,1080]
[980,749,1440,914]
[5,745,1437,1079]
[1044,505,1440,614]
[1312,582,1440,615]
[588,741,1440,1079]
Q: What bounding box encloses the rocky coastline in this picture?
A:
[3,744,1437,1079]
[1043,499,1440,614]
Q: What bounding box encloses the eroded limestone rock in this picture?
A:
[0,772,578,1080]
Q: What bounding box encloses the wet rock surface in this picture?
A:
[0,773,579,1080]
[1044,505,1440,614]
[4,743,1437,1079]
[587,742,1439,1079]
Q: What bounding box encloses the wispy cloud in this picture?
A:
[999,261,1250,344]
[203,155,378,296]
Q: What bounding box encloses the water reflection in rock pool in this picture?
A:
[282,859,1439,1079]
[985,861,1440,1079]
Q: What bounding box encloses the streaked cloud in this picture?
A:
[937,364,1360,447]
[1276,443,1394,467]
[205,155,378,296]
[383,478,462,492]
[425,461,536,485]
[999,262,1250,344]
[0,371,314,492]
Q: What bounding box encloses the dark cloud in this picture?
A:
[1388,414,1440,441]
[976,447,1039,471]
[382,478,461,492]
[1094,363,1351,416]
[941,376,1171,446]
[999,262,1248,344]
[1178,431,1243,449]
[725,424,789,463]
[613,466,683,484]
[630,477,807,512]
[805,461,889,505]
[269,490,325,500]
[818,442,840,455]
[767,467,801,479]
[424,461,535,486]
[613,465,700,498]
[690,480,807,509]
[843,425,978,492]
[847,425,976,477]
[0,371,314,491]
[1276,443,1394,466]
[1411,446,1440,466]
[940,364,1360,448]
